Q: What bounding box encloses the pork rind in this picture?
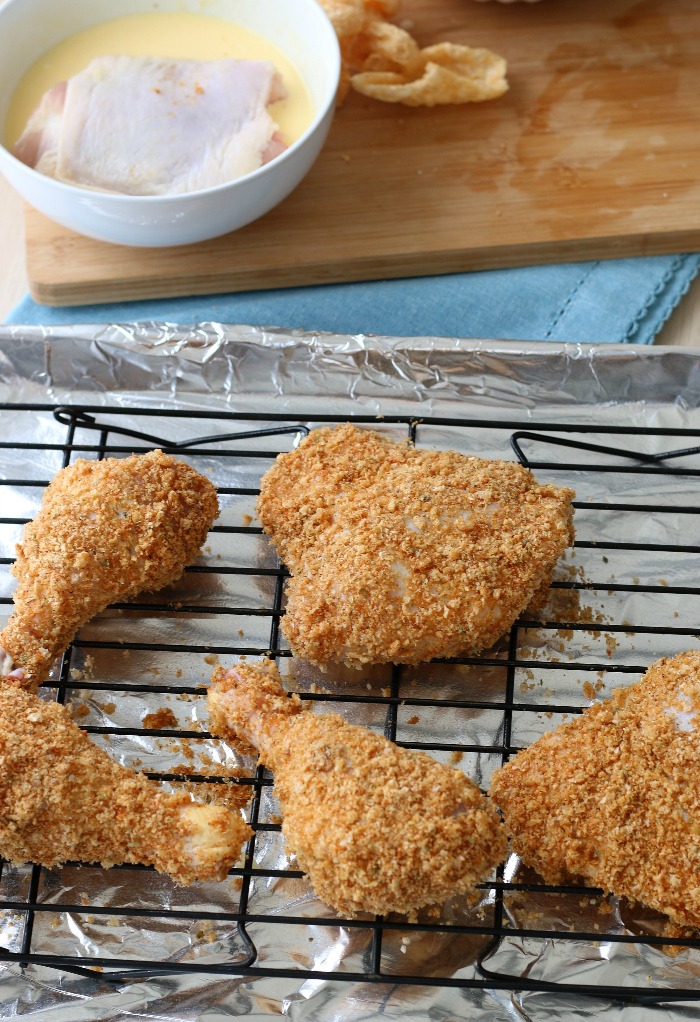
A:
[353,41,508,106]
[319,0,508,106]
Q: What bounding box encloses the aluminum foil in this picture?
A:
[1,324,700,1022]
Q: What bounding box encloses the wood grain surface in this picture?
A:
[19,0,700,307]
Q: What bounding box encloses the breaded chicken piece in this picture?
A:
[257,425,574,669]
[490,651,700,930]
[0,686,250,884]
[0,449,219,688]
[208,658,506,917]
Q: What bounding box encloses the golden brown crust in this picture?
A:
[490,651,700,930]
[0,686,250,884]
[209,659,506,917]
[257,425,574,668]
[1,449,219,687]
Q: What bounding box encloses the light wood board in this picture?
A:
[22,0,700,307]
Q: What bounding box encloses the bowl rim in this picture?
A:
[0,0,342,203]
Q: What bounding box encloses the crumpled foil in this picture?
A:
[1,324,700,1022]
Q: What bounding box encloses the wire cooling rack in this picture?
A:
[1,402,700,1006]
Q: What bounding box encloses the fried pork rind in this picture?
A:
[353,42,508,107]
[318,0,507,106]
[490,651,700,931]
[321,0,367,38]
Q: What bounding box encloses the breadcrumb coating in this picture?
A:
[208,658,506,917]
[0,449,219,688]
[490,651,700,930]
[0,686,250,884]
[257,425,574,668]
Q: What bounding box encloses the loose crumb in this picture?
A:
[142,707,178,730]
[582,681,596,701]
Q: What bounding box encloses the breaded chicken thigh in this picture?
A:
[490,651,700,930]
[257,425,574,668]
[0,686,250,884]
[0,449,218,688]
[208,659,506,917]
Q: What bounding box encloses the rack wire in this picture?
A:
[1,402,700,1006]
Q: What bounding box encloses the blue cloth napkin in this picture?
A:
[7,254,700,344]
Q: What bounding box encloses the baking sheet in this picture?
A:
[1,326,700,1021]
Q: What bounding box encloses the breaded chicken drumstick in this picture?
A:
[257,425,574,668]
[0,685,251,884]
[208,658,506,917]
[490,651,700,931]
[0,449,219,688]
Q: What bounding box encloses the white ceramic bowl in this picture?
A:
[0,0,340,247]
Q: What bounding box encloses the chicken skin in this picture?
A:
[208,659,506,918]
[0,685,250,884]
[13,56,288,195]
[257,424,574,669]
[490,651,700,931]
[0,449,219,688]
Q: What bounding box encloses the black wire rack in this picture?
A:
[1,402,700,1007]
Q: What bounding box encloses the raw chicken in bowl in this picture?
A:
[0,0,340,246]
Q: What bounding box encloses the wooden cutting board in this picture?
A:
[22,0,700,307]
